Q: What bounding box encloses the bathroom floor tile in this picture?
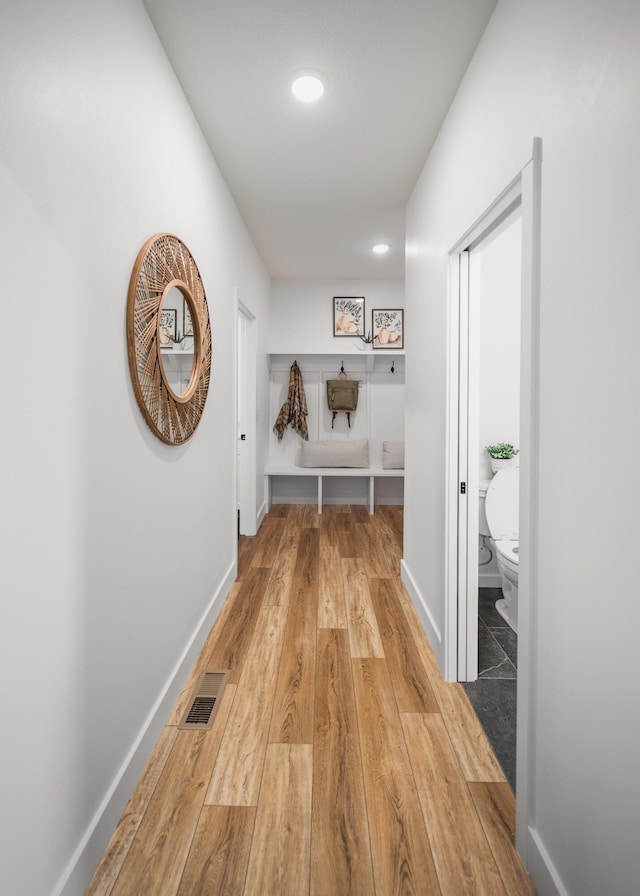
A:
[478,587,507,628]
[462,678,517,792]
[478,622,516,679]
[464,588,518,794]
[489,626,518,668]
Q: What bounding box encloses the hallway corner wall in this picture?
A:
[0,2,270,894]
[403,1,640,895]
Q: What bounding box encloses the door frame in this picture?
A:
[445,138,542,861]
[453,248,479,682]
[235,293,257,539]
[452,207,523,681]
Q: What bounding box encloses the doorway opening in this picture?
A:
[459,212,522,792]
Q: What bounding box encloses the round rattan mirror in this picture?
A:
[127,233,212,444]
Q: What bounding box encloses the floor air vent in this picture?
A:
[178,670,229,730]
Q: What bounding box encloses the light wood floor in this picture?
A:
[87,504,537,896]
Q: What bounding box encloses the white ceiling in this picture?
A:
[143,0,497,280]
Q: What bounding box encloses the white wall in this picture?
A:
[0,2,270,894]
[477,217,521,584]
[478,217,521,481]
[269,279,404,353]
[404,2,640,895]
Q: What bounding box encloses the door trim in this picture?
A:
[446,178,523,682]
[235,294,257,539]
[454,249,480,682]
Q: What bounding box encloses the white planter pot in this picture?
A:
[490,456,518,474]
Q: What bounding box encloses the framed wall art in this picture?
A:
[159,307,177,346]
[372,308,403,349]
[333,296,365,337]
[183,299,194,336]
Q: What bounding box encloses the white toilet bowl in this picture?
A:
[484,467,519,633]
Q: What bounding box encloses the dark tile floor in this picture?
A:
[462,587,517,793]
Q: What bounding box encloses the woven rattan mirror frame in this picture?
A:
[127,233,212,444]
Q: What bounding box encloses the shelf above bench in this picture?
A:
[268,351,404,374]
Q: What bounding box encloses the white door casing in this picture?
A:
[236,295,257,537]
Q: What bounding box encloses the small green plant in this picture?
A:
[485,442,519,459]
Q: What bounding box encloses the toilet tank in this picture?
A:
[484,467,519,539]
[478,478,491,536]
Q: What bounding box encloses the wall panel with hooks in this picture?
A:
[267,352,405,507]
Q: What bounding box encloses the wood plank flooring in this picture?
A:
[87,504,537,896]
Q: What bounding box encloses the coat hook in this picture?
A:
[341,360,345,373]
[391,360,395,373]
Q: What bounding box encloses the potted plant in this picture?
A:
[486,442,519,473]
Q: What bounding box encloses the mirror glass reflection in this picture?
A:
[158,286,196,397]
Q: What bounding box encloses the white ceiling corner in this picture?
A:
[142,0,497,280]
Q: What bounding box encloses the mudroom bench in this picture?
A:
[266,440,404,513]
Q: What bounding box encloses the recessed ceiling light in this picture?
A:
[290,71,326,102]
[372,244,390,254]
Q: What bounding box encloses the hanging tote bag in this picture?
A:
[326,369,359,427]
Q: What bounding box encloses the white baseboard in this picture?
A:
[270,496,318,505]
[479,571,502,587]
[400,559,444,672]
[527,826,568,896]
[56,561,238,896]
[268,497,404,508]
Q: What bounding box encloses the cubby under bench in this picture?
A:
[264,465,404,514]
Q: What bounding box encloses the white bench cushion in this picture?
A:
[382,440,405,469]
[298,439,369,468]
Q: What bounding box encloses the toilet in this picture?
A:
[484,466,519,633]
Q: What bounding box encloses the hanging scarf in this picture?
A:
[273,360,309,441]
